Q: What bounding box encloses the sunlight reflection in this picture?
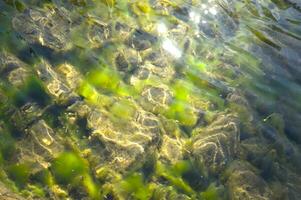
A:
[189,10,200,24]
[209,7,217,15]
[157,22,168,34]
[162,39,182,59]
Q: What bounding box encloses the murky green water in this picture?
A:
[0,0,301,199]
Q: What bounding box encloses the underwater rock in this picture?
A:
[87,20,134,47]
[239,137,269,164]
[0,53,52,108]
[0,52,31,89]
[225,161,272,200]
[87,106,163,171]
[0,182,25,200]
[87,20,112,47]
[56,63,83,90]
[191,113,240,173]
[226,92,257,140]
[130,66,151,84]
[28,120,64,158]
[134,109,164,142]
[8,119,64,176]
[131,60,175,85]
[149,0,175,15]
[159,135,183,164]
[139,86,173,114]
[0,51,21,73]
[66,100,92,120]
[5,120,64,190]
[12,142,49,176]
[151,184,191,200]
[227,92,250,108]
[127,29,157,51]
[7,67,31,89]
[35,60,78,104]
[10,102,44,131]
[144,51,173,68]
[3,119,68,198]
[284,171,301,200]
[114,22,133,41]
[114,47,141,75]
[12,7,72,50]
[172,6,190,23]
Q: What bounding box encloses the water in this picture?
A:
[0,0,301,199]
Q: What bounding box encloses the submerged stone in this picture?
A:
[35,60,78,104]
[114,47,142,79]
[139,86,173,114]
[87,19,112,47]
[159,135,183,164]
[8,119,64,179]
[127,29,157,51]
[12,7,72,50]
[0,52,31,89]
[0,182,25,200]
[87,106,163,171]
[191,113,240,174]
[28,120,64,157]
[225,161,272,200]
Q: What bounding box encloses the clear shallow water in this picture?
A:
[0,0,301,199]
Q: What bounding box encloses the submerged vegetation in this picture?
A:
[0,0,301,199]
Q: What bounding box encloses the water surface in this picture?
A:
[0,0,301,199]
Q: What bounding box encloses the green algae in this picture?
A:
[155,161,195,195]
[82,174,99,199]
[7,77,51,108]
[118,173,153,200]
[0,130,16,160]
[3,0,26,12]
[51,152,100,199]
[32,169,54,187]
[165,101,198,127]
[109,99,136,120]
[200,183,223,200]
[7,164,30,188]
[87,68,121,93]
[51,152,87,184]
[24,184,46,198]
[78,81,114,106]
